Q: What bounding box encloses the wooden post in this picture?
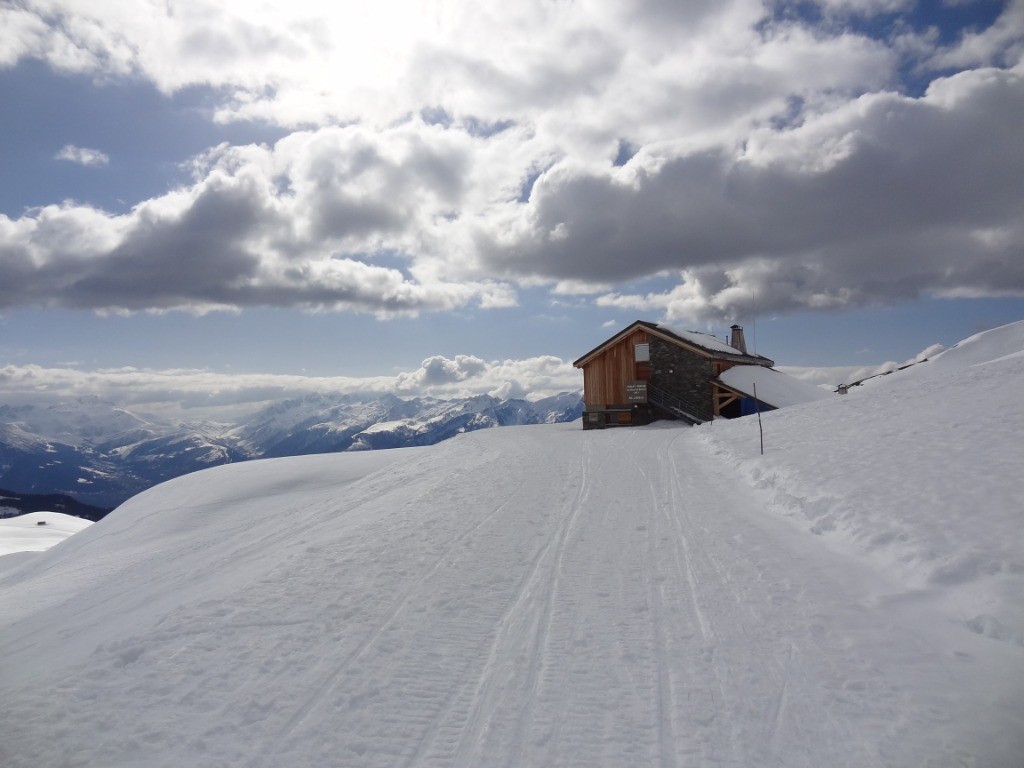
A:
[753,382,764,455]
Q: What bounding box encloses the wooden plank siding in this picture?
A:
[581,329,649,407]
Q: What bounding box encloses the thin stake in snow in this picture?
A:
[753,382,764,455]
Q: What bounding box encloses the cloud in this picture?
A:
[54,144,109,167]
[0,124,517,315]
[0,354,581,419]
[927,0,1024,70]
[482,64,1024,322]
[1,1,1021,325]
[813,0,914,16]
[0,1,899,133]
[394,355,488,390]
[391,354,576,399]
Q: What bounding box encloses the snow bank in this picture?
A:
[843,319,1024,390]
[920,320,1024,371]
[699,321,1024,645]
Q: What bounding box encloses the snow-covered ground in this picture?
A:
[1,323,1022,767]
[0,511,92,561]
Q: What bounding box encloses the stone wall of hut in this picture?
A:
[649,339,714,422]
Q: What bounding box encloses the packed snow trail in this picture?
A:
[1,425,1022,767]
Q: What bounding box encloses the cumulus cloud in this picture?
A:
[1,0,1022,324]
[54,144,109,166]
[484,64,1024,322]
[392,353,578,399]
[394,355,488,391]
[0,124,519,315]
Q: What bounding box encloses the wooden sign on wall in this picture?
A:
[625,381,648,403]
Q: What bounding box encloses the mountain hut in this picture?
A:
[573,320,776,428]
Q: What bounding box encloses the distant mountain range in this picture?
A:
[0,391,583,513]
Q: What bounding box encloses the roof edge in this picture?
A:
[572,320,655,368]
[574,321,774,368]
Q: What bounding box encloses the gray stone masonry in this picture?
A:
[650,338,714,421]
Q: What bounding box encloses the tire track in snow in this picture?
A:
[431,437,599,767]
[505,429,669,766]
[502,440,595,766]
[523,437,613,767]
[629,427,740,766]
[663,431,765,765]
[665,441,814,765]
[767,641,795,753]
[659,431,716,644]
[642,429,747,765]
[629,445,681,768]
[659,430,898,767]
[258,444,546,764]
[395,447,561,768]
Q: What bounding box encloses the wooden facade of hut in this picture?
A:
[573,321,775,428]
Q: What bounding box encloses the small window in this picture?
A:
[634,343,650,362]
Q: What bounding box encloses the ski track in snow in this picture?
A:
[2,423,1023,767]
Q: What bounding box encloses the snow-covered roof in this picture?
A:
[574,320,772,367]
[719,365,833,408]
[657,325,746,356]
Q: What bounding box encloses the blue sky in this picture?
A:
[1,0,1022,415]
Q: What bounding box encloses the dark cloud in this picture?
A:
[65,177,270,310]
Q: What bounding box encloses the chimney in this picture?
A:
[730,324,748,354]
